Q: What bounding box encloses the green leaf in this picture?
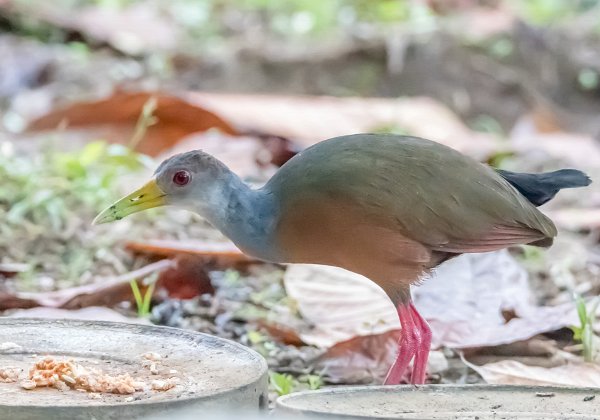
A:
[269,372,295,396]
[306,374,323,390]
[576,295,588,328]
[79,141,107,166]
[130,279,144,317]
[247,330,266,345]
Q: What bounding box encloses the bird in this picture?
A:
[94,133,591,385]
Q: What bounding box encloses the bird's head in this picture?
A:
[93,150,228,224]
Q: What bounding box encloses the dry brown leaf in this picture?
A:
[0,293,39,311]
[315,330,400,384]
[28,91,237,156]
[189,93,500,159]
[256,320,305,347]
[464,359,600,387]
[284,251,579,349]
[0,244,258,311]
[156,255,214,300]
[126,239,254,265]
[0,260,173,311]
[315,331,448,384]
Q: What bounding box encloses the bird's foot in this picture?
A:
[383,302,431,385]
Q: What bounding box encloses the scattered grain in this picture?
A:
[20,379,36,390]
[151,377,179,391]
[141,352,162,362]
[0,366,21,383]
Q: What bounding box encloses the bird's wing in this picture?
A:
[269,134,556,254]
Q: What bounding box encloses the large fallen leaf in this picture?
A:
[464,359,600,387]
[189,93,500,159]
[314,330,448,384]
[284,251,579,349]
[126,239,255,265]
[315,330,400,384]
[157,132,279,180]
[27,91,237,156]
[1,1,181,55]
[284,264,397,348]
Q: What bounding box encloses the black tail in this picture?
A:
[497,169,591,207]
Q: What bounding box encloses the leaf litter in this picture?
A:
[1,87,599,393]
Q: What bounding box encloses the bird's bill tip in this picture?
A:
[92,179,166,225]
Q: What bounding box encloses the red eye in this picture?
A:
[173,170,190,186]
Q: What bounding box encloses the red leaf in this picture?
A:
[28,91,237,156]
[157,255,214,299]
[315,330,400,384]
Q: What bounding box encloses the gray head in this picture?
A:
[154,150,232,209]
[93,150,234,224]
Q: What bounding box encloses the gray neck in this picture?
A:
[198,172,281,262]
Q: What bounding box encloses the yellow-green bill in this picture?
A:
[93,179,166,225]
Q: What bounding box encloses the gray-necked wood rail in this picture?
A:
[94,133,591,384]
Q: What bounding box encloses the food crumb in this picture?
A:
[20,379,36,390]
[151,377,179,391]
[28,357,146,394]
[150,363,159,375]
[141,352,162,362]
[0,367,21,383]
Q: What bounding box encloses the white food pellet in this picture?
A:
[20,380,36,390]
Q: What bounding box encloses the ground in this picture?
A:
[0,0,600,405]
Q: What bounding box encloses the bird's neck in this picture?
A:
[199,172,281,262]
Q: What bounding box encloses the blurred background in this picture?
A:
[1,0,600,404]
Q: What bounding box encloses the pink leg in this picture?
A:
[384,304,419,385]
[409,303,432,385]
[383,302,432,385]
